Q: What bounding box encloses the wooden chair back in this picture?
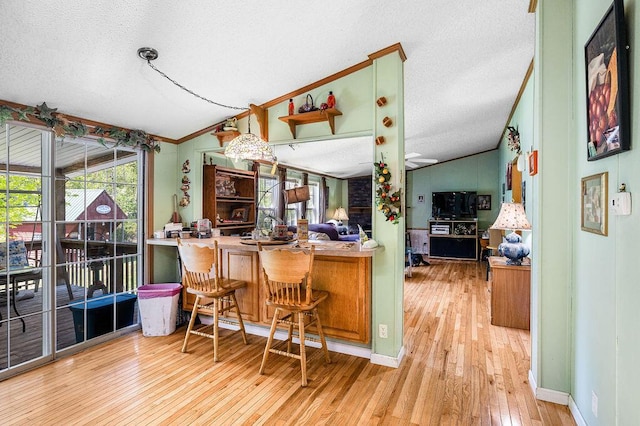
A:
[177,239,221,293]
[258,245,315,306]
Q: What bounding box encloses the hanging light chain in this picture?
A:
[144,60,247,111]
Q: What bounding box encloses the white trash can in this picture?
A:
[137,283,182,336]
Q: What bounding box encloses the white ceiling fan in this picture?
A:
[405,152,438,169]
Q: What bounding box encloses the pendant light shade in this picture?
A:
[224,133,275,161]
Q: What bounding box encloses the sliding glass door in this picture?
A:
[54,138,143,352]
[0,123,144,378]
[0,124,51,371]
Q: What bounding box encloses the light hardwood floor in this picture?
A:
[0,259,575,425]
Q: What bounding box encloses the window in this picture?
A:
[305,181,320,224]
[257,175,278,231]
[284,178,302,225]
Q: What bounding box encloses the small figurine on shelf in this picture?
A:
[327,91,336,109]
[223,117,238,131]
[288,99,294,115]
[182,159,190,174]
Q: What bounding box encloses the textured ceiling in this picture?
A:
[0,1,535,173]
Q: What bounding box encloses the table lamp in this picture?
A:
[333,207,349,225]
[490,202,531,265]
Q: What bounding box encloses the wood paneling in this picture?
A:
[184,249,371,343]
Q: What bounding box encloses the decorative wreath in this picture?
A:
[374,158,401,224]
[506,126,521,155]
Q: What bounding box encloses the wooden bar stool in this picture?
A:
[177,239,248,362]
[257,243,331,387]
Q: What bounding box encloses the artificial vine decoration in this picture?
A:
[0,102,161,153]
[374,157,402,224]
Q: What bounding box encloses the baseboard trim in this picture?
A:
[370,345,405,368]
[569,396,587,426]
[529,370,585,426]
[528,369,570,404]
[214,318,372,359]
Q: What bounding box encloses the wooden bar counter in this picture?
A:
[147,237,377,344]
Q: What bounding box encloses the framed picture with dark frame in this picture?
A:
[230,207,248,222]
[477,195,491,210]
[581,172,608,236]
[584,0,630,161]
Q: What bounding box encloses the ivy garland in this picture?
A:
[374,158,401,224]
[0,102,161,153]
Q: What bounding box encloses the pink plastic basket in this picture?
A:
[137,283,182,299]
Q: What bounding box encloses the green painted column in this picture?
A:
[533,0,572,394]
[370,50,406,364]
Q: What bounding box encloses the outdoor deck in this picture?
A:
[0,282,139,369]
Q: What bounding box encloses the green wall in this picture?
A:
[150,141,180,283]
[150,50,407,363]
[529,0,640,423]
[407,151,500,231]
[570,0,640,424]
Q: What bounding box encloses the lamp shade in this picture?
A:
[224,133,275,162]
[333,207,349,221]
[490,202,531,265]
[284,185,310,204]
[490,203,531,230]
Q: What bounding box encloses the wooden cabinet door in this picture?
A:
[220,249,261,322]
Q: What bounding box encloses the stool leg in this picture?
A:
[230,292,247,344]
[314,308,331,364]
[182,295,200,353]
[213,298,219,362]
[286,313,294,354]
[260,308,279,375]
[298,311,307,387]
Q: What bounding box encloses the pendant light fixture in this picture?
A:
[224,110,275,162]
[137,47,275,162]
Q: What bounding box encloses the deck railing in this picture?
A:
[25,239,140,294]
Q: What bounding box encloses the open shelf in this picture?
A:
[211,130,240,146]
[278,108,342,139]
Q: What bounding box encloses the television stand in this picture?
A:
[428,219,478,260]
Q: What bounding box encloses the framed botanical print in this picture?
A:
[581,172,608,235]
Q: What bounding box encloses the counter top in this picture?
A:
[146,236,380,258]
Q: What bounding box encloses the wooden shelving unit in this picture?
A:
[278,108,342,139]
[203,165,256,236]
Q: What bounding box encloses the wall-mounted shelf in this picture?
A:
[278,108,342,139]
[211,130,240,146]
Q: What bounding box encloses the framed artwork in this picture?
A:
[581,172,608,236]
[230,207,248,222]
[477,195,491,210]
[528,150,538,176]
[506,162,512,190]
[584,0,630,161]
[417,194,425,204]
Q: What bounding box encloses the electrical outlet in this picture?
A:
[378,324,388,338]
[592,390,598,417]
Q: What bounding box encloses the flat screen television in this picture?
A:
[432,191,477,219]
